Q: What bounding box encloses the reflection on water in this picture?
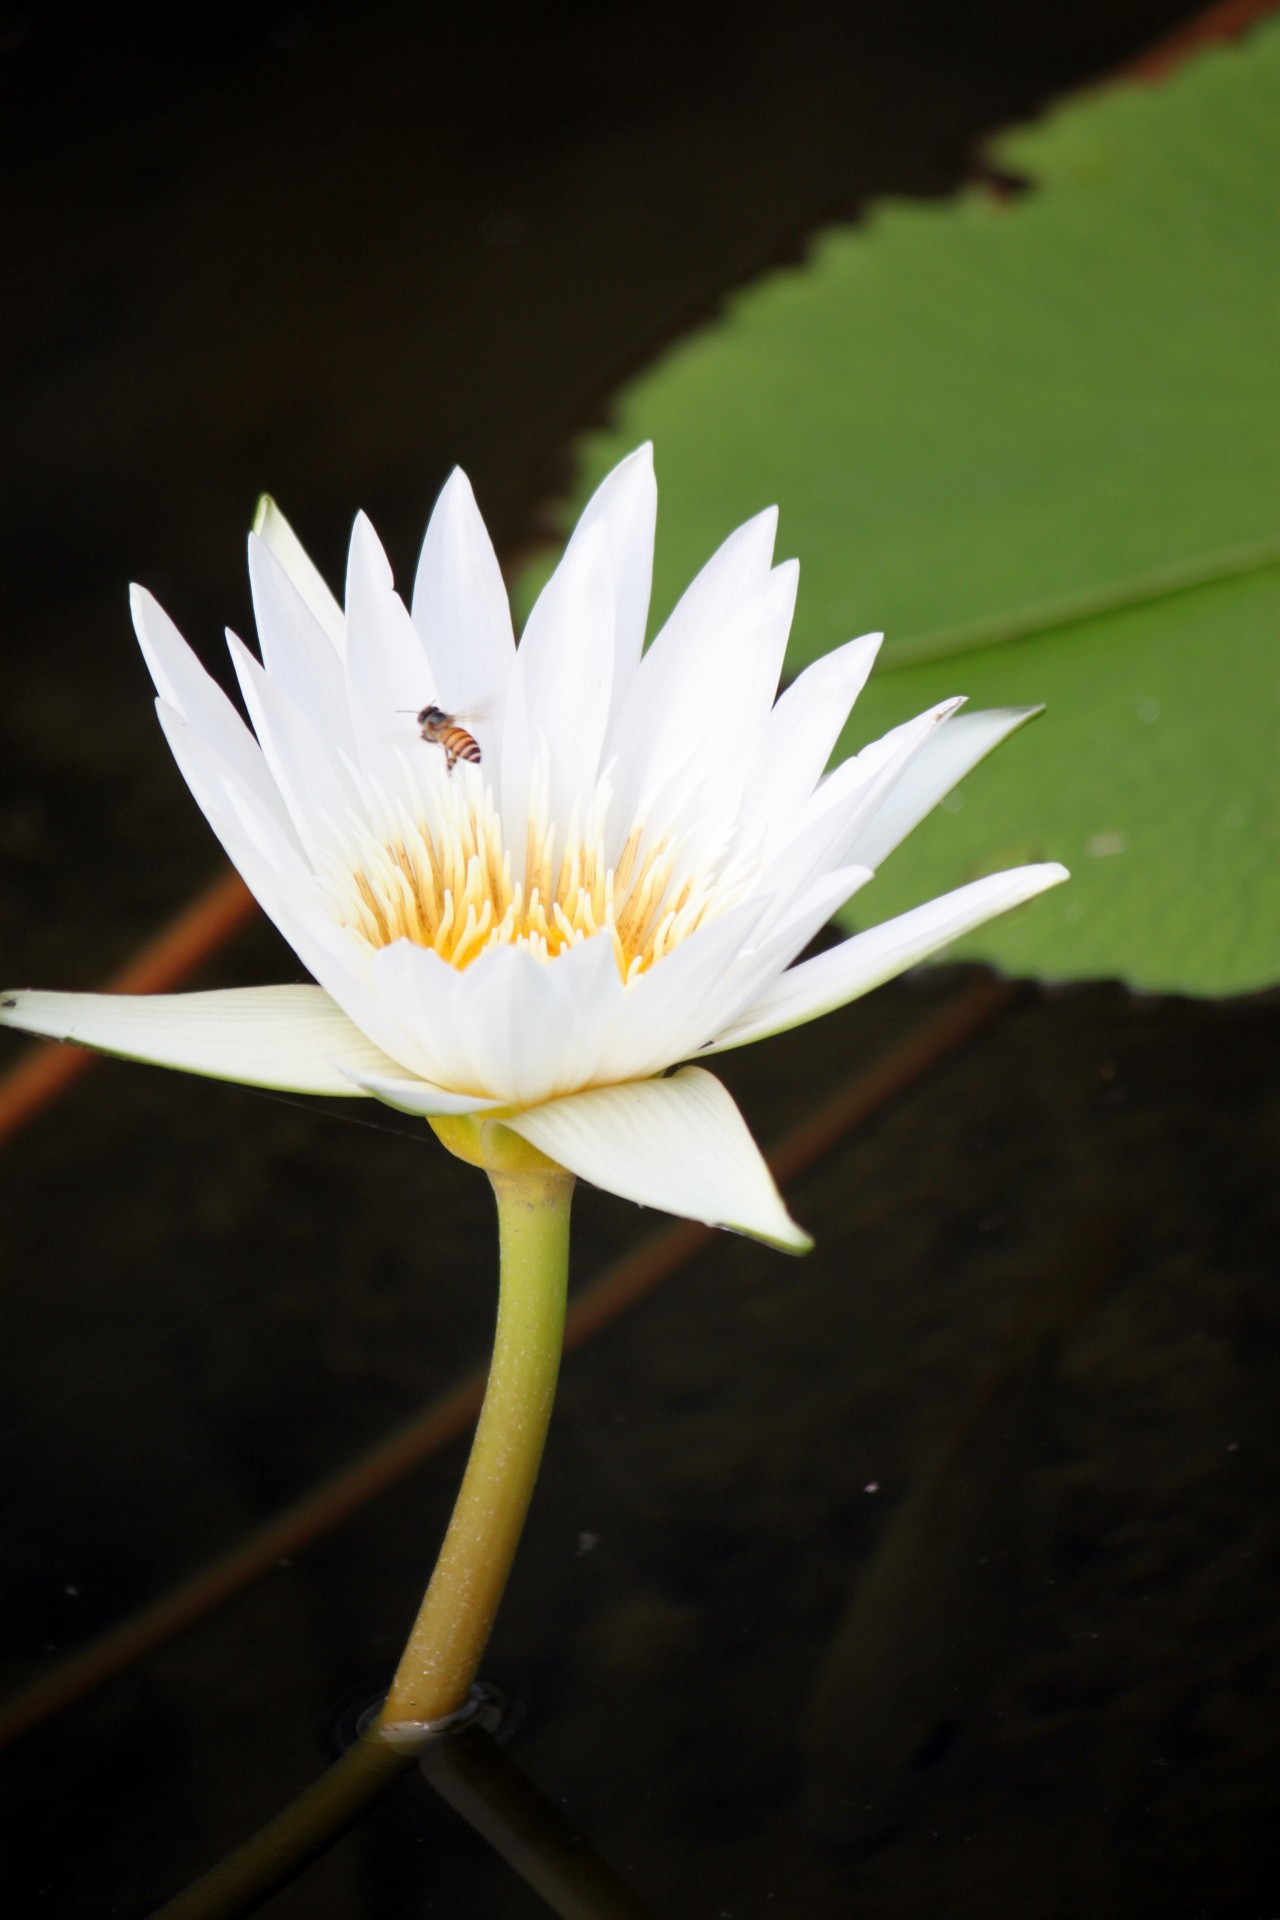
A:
[1,3,1265,1915]
[803,1209,1128,1844]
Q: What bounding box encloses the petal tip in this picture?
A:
[446,465,476,500]
[748,1212,814,1256]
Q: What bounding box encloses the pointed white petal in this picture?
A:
[131,587,286,827]
[152,709,447,1084]
[253,496,345,654]
[646,505,778,662]
[702,864,1070,1054]
[227,631,360,864]
[679,869,872,1060]
[154,699,310,879]
[503,517,614,844]
[335,1064,505,1116]
[411,468,515,752]
[603,504,778,813]
[568,444,656,728]
[248,532,352,748]
[751,698,964,921]
[847,706,1042,870]
[736,864,874,994]
[736,632,883,861]
[505,1066,810,1252]
[612,557,798,862]
[694,555,798,791]
[343,513,438,789]
[0,985,403,1094]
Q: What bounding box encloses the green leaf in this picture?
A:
[519,28,1280,995]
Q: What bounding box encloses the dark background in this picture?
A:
[5,5,1279,1917]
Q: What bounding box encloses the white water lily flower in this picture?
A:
[1,447,1066,1250]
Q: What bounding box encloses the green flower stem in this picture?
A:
[148,1132,573,1919]
[376,1142,574,1733]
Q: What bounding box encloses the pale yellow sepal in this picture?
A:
[429,1113,570,1183]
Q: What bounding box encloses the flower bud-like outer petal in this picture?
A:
[501,1065,811,1254]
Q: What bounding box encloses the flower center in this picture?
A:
[326,770,716,982]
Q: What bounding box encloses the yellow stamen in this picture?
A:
[331,777,723,983]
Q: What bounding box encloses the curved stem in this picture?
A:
[148,1153,574,1918]
[376,1160,574,1731]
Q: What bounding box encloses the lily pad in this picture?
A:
[520,28,1280,995]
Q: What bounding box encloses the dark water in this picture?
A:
[3,5,1277,1915]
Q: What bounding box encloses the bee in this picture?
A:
[414,703,482,775]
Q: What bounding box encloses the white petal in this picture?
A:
[153,709,447,1083]
[597,900,770,1082]
[131,587,286,828]
[154,699,310,880]
[502,517,614,848]
[567,444,656,730]
[703,863,1070,1054]
[683,868,872,1057]
[613,558,798,863]
[335,1064,505,1116]
[642,505,778,665]
[343,513,437,789]
[495,664,533,879]
[227,631,360,864]
[365,941,488,1094]
[846,706,1042,870]
[504,1066,810,1252]
[450,934,622,1104]
[248,532,352,749]
[751,698,963,919]
[253,496,345,654]
[605,509,780,836]
[736,632,883,862]
[692,557,799,812]
[410,468,515,753]
[225,866,443,1084]
[734,864,874,998]
[373,932,623,1107]
[0,985,401,1094]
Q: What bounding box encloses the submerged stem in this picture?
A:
[150,1737,414,1920]
[376,1156,574,1732]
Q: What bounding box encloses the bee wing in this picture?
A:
[383,700,489,757]
[448,698,493,727]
